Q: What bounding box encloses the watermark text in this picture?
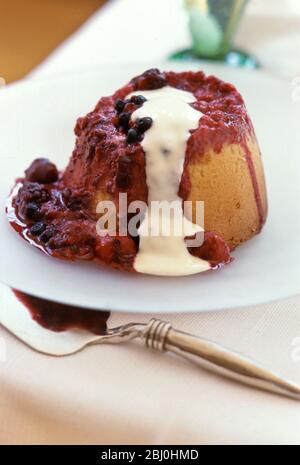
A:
[96,194,205,247]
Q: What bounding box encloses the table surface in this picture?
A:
[0,0,106,83]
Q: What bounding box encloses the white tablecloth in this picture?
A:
[1,0,300,445]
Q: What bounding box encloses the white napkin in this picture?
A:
[1,283,300,445]
[1,0,300,445]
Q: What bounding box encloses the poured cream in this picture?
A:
[128,86,210,276]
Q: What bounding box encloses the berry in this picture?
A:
[130,95,147,105]
[115,99,125,113]
[118,112,131,130]
[25,158,59,184]
[126,128,139,144]
[40,226,56,243]
[133,68,166,90]
[25,202,39,220]
[29,222,46,236]
[137,117,153,133]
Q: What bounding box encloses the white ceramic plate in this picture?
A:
[0,62,299,313]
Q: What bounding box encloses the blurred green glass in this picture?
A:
[171,0,259,68]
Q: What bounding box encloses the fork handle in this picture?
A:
[144,319,300,399]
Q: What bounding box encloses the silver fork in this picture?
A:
[2,295,300,400]
[82,318,300,400]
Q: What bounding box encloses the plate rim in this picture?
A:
[0,62,299,313]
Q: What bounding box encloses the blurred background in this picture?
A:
[0,0,107,82]
[1,0,300,83]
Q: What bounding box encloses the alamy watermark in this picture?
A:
[96,194,205,247]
